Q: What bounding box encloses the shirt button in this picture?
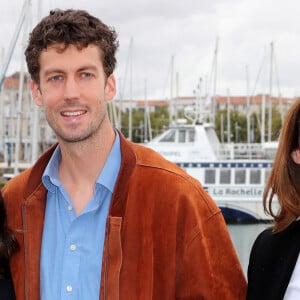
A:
[70,244,77,251]
[67,205,73,211]
[66,285,73,292]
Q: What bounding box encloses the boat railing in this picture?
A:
[216,143,272,160]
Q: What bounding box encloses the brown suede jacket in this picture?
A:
[2,133,247,300]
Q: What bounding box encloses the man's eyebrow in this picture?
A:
[77,65,98,72]
[42,68,64,76]
[42,65,99,76]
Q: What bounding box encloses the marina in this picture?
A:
[145,119,278,223]
[0,67,285,221]
[3,2,300,299]
[0,0,294,225]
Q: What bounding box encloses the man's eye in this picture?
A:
[82,72,93,78]
[50,75,62,81]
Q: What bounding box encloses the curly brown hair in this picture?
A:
[25,9,119,84]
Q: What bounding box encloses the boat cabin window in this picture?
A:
[178,129,196,143]
[235,169,246,184]
[265,169,271,182]
[159,128,195,143]
[187,129,195,142]
[220,169,231,184]
[204,169,216,184]
[250,169,261,184]
[178,130,186,143]
[160,130,176,142]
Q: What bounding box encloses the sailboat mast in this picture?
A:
[210,37,219,125]
[227,89,231,143]
[31,0,40,163]
[169,55,175,125]
[261,94,266,144]
[246,65,251,144]
[267,42,273,142]
[14,0,31,174]
[0,1,28,91]
[128,37,133,140]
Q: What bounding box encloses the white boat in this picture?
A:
[145,120,277,223]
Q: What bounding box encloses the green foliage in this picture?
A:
[215,110,247,142]
[214,107,282,143]
[0,181,5,189]
[150,107,170,137]
[120,106,170,143]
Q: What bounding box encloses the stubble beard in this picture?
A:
[48,112,107,145]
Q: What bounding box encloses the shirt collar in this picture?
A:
[42,132,121,193]
[96,132,121,192]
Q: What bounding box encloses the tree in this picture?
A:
[214,107,282,143]
[214,110,247,143]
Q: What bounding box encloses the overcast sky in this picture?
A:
[1,0,300,100]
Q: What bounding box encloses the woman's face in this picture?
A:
[291,149,300,164]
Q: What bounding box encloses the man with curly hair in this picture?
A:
[2,9,246,300]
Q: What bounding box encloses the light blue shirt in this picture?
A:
[40,133,121,300]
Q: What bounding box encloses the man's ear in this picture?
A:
[104,74,116,102]
[30,80,43,106]
[291,149,300,164]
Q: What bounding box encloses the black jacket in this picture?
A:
[247,220,300,300]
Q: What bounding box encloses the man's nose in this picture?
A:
[63,77,80,99]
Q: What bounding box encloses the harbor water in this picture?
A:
[227,223,271,275]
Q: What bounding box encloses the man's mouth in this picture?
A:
[61,110,86,117]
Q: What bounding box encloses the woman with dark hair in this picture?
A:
[0,192,18,299]
[247,99,300,299]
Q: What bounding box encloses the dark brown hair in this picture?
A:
[25,9,119,83]
[0,193,19,273]
[263,98,300,232]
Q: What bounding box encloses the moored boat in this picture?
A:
[145,120,277,223]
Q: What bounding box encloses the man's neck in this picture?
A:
[57,127,116,214]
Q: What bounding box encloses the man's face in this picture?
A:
[31,44,116,144]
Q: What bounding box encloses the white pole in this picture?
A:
[227,88,231,143]
[246,65,250,145]
[14,0,31,174]
[144,78,148,142]
[261,94,266,144]
[31,0,40,163]
[128,37,133,140]
[268,42,273,142]
[0,0,27,90]
[169,55,174,125]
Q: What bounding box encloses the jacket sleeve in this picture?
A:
[176,210,247,299]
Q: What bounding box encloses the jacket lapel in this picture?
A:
[22,185,47,299]
[21,145,56,299]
